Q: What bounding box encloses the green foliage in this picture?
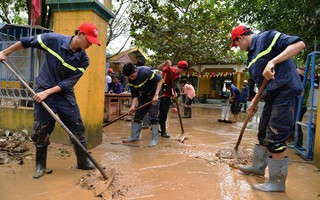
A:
[0,0,27,24]
[231,0,320,63]
[130,0,240,66]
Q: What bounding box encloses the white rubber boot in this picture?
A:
[149,124,159,147]
[238,144,270,176]
[123,122,141,143]
[252,156,289,192]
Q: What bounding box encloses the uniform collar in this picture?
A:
[250,34,257,51]
[62,36,83,59]
[61,36,72,50]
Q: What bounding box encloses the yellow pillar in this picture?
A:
[236,65,242,90]
[47,0,114,148]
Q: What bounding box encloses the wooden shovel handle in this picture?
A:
[234,79,268,150]
[1,61,109,179]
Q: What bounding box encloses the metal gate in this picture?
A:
[0,24,51,108]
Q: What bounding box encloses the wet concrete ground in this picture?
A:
[0,102,320,200]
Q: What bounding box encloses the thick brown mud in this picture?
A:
[0,104,319,200]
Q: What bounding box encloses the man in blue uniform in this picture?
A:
[135,59,151,129]
[230,24,305,192]
[225,82,241,122]
[240,80,250,113]
[122,62,162,147]
[0,22,101,179]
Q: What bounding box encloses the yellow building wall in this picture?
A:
[198,78,211,98]
[198,68,237,99]
[50,11,108,148]
[1,81,20,88]
[0,108,34,132]
[103,0,112,9]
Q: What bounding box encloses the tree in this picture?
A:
[129,0,242,66]
[231,0,320,65]
[107,0,133,55]
[0,0,28,24]
[0,0,52,28]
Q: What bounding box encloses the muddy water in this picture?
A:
[1,104,320,200]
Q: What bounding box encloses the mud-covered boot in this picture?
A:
[185,107,191,118]
[73,144,95,170]
[149,124,159,147]
[33,146,48,179]
[238,144,269,176]
[123,122,141,143]
[189,107,192,118]
[160,122,170,138]
[252,156,289,192]
[182,107,189,118]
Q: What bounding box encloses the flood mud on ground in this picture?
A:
[0,104,319,200]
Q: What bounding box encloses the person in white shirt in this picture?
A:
[105,68,114,92]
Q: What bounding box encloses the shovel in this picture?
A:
[1,61,109,180]
[167,67,186,142]
[173,98,187,142]
[234,79,268,150]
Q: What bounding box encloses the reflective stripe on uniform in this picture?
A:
[128,71,156,88]
[37,35,85,73]
[274,145,287,152]
[162,73,167,83]
[248,32,281,68]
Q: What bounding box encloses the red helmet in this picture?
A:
[108,68,114,73]
[177,61,189,69]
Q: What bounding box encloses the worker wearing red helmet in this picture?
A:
[0,22,101,179]
[105,67,115,92]
[157,60,189,138]
[230,24,305,192]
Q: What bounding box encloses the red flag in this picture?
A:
[31,0,41,26]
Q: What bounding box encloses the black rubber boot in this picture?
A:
[186,107,192,118]
[182,107,192,118]
[160,122,170,138]
[73,144,95,170]
[181,108,188,118]
[182,107,188,118]
[33,146,47,179]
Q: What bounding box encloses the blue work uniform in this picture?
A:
[230,84,241,114]
[247,30,303,153]
[128,67,162,124]
[240,85,249,103]
[20,32,89,147]
[240,85,250,111]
